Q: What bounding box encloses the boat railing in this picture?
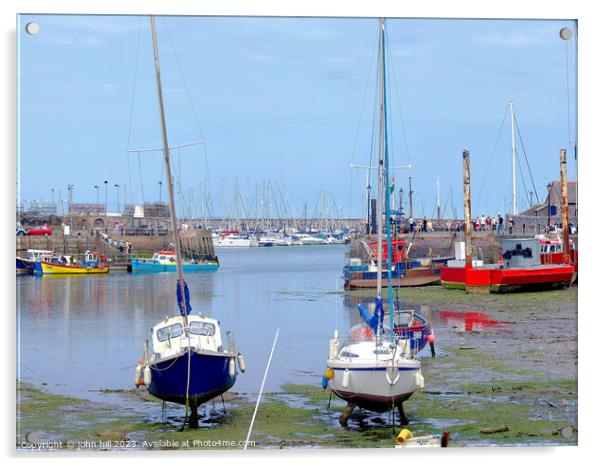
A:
[331,333,417,360]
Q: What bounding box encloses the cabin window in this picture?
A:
[189,321,216,336]
[156,323,183,341]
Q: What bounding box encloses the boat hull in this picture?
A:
[149,351,236,406]
[130,259,218,273]
[440,264,574,293]
[345,267,441,289]
[16,257,33,275]
[327,361,420,412]
[33,261,109,275]
[328,359,420,413]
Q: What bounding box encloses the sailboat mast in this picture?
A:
[510,101,517,215]
[380,18,396,337]
[375,18,385,302]
[150,16,188,323]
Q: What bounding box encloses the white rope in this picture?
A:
[244,328,279,450]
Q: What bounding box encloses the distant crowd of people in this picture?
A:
[96,230,132,254]
[407,214,514,235]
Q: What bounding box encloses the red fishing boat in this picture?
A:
[539,237,578,277]
[439,149,575,294]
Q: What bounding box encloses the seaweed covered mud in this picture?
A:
[17,286,577,450]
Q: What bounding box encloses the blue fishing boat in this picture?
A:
[16,257,31,275]
[133,16,243,429]
[130,250,218,273]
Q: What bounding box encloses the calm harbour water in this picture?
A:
[17,245,352,400]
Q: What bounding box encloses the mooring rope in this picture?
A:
[244,328,279,450]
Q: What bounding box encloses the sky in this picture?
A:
[17,14,577,219]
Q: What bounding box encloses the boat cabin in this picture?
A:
[152,250,177,263]
[501,238,541,267]
[26,249,53,262]
[368,239,407,264]
[538,237,577,266]
[151,314,223,359]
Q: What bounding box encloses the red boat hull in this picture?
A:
[440,264,574,293]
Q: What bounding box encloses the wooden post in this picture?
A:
[408,176,414,219]
[560,148,570,263]
[463,150,473,269]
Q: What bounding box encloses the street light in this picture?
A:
[114,184,121,214]
[104,181,108,231]
[158,181,163,203]
[94,185,100,210]
[67,183,75,230]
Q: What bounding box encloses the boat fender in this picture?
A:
[237,353,246,373]
[228,358,236,377]
[134,360,144,386]
[342,368,350,388]
[324,367,334,381]
[415,370,424,389]
[143,366,152,386]
[396,428,414,445]
[321,375,328,390]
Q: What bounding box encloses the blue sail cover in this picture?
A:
[176,279,192,316]
[358,298,384,333]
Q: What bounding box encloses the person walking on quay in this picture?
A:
[497,214,504,234]
[119,240,124,254]
[508,217,514,235]
[409,217,415,232]
[127,242,132,255]
[475,216,481,232]
[422,216,428,233]
[486,215,491,232]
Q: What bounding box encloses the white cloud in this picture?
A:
[249,53,275,63]
[38,32,75,46]
[36,15,145,36]
[80,36,101,47]
[100,83,118,96]
[473,25,561,47]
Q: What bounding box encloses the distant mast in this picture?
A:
[510,101,517,215]
[149,16,188,325]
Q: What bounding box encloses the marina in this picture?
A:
[16,245,578,448]
[14,11,581,454]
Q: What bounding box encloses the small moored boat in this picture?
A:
[131,250,218,273]
[33,251,109,275]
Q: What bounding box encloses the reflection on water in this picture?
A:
[17,245,350,400]
[438,310,513,333]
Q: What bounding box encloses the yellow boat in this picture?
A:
[33,251,109,275]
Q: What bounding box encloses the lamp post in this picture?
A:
[114,184,121,214]
[67,183,74,230]
[94,185,100,210]
[104,180,108,231]
[158,181,163,203]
